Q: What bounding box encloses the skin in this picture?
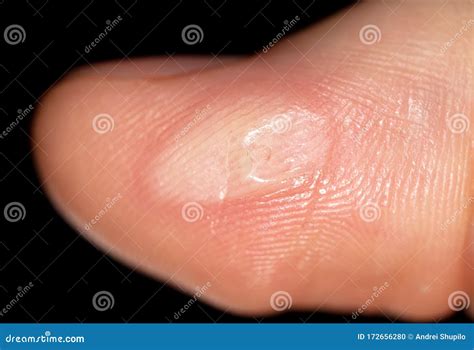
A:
[33,0,473,320]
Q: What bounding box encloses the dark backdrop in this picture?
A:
[0,0,468,323]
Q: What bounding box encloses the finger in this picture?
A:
[33,0,473,320]
[74,55,243,78]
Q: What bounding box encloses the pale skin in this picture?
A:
[33,0,473,320]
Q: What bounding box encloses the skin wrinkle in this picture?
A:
[211,75,436,274]
[31,0,473,319]
[293,106,343,272]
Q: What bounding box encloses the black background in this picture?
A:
[0,0,468,323]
